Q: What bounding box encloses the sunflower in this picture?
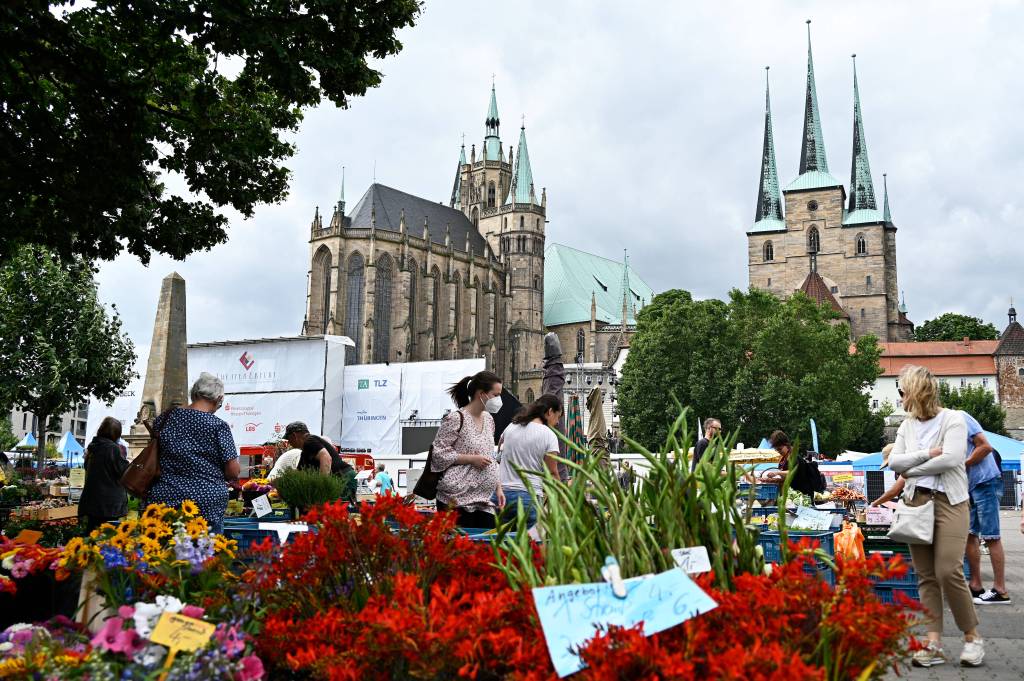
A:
[142,503,170,520]
[184,517,208,539]
[180,499,200,517]
[138,537,162,560]
[108,534,132,552]
[116,520,139,538]
[213,534,238,559]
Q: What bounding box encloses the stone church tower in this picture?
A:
[746,23,913,342]
[450,85,547,391]
[301,84,545,398]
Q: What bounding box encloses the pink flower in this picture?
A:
[118,605,136,619]
[111,628,146,656]
[181,605,205,619]
[237,655,264,680]
[90,617,124,651]
[215,624,245,657]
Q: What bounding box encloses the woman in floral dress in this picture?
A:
[431,370,504,528]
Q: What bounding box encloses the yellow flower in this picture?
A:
[142,503,170,520]
[0,657,28,678]
[116,520,139,538]
[108,534,133,552]
[180,499,200,517]
[138,537,162,559]
[185,517,208,539]
[213,534,237,559]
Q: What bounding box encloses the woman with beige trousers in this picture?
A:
[889,365,983,668]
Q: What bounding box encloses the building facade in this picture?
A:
[747,27,913,342]
[302,85,545,397]
[995,304,1024,432]
[8,402,90,449]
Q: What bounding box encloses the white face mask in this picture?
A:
[483,394,503,414]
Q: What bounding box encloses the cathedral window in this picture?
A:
[525,389,535,404]
[831,286,839,294]
[311,246,332,335]
[519,216,524,229]
[762,241,774,262]
[535,218,540,231]
[487,182,496,208]
[856,233,867,255]
[408,259,418,357]
[432,267,444,359]
[577,329,586,357]
[807,200,818,212]
[373,254,394,363]
[344,253,365,365]
[807,226,820,254]
[534,275,540,290]
[866,275,872,288]
[451,272,462,341]
[860,308,865,318]
[503,217,507,231]
[471,207,479,228]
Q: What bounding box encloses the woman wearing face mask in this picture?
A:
[430,370,504,528]
[494,395,562,528]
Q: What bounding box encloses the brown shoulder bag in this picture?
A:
[120,409,171,497]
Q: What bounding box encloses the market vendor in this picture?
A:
[267,447,301,481]
[283,422,354,478]
[760,430,792,484]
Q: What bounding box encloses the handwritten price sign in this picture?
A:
[150,611,215,680]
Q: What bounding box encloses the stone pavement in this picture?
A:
[885,510,1024,680]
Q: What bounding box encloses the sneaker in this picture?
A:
[970,586,986,599]
[974,590,1012,605]
[912,643,947,668]
[960,638,985,667]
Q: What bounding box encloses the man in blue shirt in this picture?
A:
[962,411,1009,605]
[373,463,395,496]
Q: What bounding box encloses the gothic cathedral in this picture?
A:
[746,24,913,342]
[302,84,546,398]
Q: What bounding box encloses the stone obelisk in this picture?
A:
[126,272,188,457]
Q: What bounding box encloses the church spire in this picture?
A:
[450,143,465,207]
[336,166,346,215]
[882,173,893,223]
[504,123,536,205]
[754,67,784,227]
[483,82,502,161]
[799,20,829,175]
[621,250,632,328]
[847,55,877,213]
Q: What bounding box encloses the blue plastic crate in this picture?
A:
[222,518,308,550]
[866,551,918,587]
[738,483,780,503]
[757,530,835,564]
[873,584,920,604]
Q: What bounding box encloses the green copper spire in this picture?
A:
[799,20,828,175]
[753,67,785,230]
[337,166,345,214]
[882,173,892,223]
[450,144,465,207]
[505,123,536,205]
[484,83,501,161]
[847,55,877,213]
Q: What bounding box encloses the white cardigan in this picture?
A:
[887,409,969,505]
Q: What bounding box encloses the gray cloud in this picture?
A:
[96,0,1024,351]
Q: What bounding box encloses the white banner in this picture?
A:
[340,364,402,454]
[399,358,485,421]
[188,338,328,394]
[220,391,324,447]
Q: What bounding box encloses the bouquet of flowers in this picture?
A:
[56,502,239,609]
[240,479,273,494]
[0,536,64,595]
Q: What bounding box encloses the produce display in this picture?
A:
[824,487,866,503]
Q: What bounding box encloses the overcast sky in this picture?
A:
[96,0,1024,353]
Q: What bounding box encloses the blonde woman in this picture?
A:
[888,365,982,668]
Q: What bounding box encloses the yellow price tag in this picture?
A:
[832,473,854,483]
[150,612,215,652]
[69,468,85,487]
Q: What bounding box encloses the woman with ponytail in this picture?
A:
[430,370,504,528]
[495,395,562,527]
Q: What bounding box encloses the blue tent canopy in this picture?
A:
[14,432,37,449]
[57,432,86,467]
[855,431,1023,472]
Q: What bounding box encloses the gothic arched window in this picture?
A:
[577,328,586,357]
[807,226,820,254]
[344,252,365,364]
[475,277,486,341]
[407,259,418,359]
[524,388,535,404]
[855,233,867,255]
[431,267,444,359]
[471,207,479,228]
[311,246,332,334]
[503,217,507,231]
[763,241,774,262]
[487,183,496,208]
[452,272,462,342]
[519,216,524,229]
[373,254,394,363]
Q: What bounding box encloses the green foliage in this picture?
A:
[0,417,16,452]
[618,288,882,454]
[273,468,354,510]
[0,246,136,465]
[495,408,764,591]
[0,0,421,263]
[913,313,999,341]
[939,382,1007,435]
[876,399,896,419]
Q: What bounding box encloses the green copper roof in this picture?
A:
[843,209,884,225]
[846,56,877,216]
[882,173,893,223]
[798,21,829,176]
[484,84,501,161]
[449,145,465,207]
[749,217,788,234]
[544,243,654,327]
[785,170,842,191]
[505,126,536,205]
[754,68,784,228]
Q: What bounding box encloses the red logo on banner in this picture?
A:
[274,423,283,433]
[245,422,261,433]
[239,352,255,370]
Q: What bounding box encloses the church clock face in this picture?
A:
[807,200,818,212]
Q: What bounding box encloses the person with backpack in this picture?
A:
[761,430,826,497]
[428,371,505,529]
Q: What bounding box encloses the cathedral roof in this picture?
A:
[505,126,537,205]
[798,271,849,318]
[846,56,878,218]
[996,320,1024,356]
[347,183,493,258]
[752,68,785,232]
[544,243,654,327]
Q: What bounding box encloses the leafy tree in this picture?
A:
[913,313,999,341]
[939,383,1007,435]
[1,0,420,263]
[619,288,882,454]
[0,416,17,452]
[0,246,136,466]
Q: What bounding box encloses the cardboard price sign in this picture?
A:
[831,473,854,483]
[68,468,86,487]
[670,546,712,574]
[251,494,273,518]
[150,612,215,681]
